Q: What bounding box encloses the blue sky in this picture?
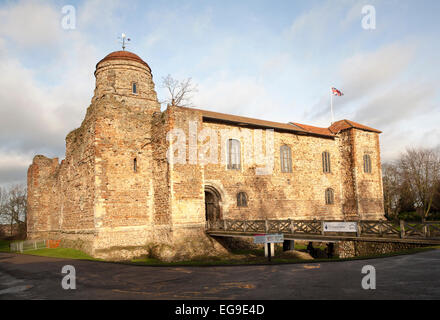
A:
[0,0,439,185]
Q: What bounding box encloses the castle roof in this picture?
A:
[329,119,382,134]
[96,51,151,70]
[289,122,334,137]
[180,107,381,137]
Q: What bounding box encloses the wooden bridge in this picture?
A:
[206,219,440,245]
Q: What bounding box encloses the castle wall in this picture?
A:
[26,51,385,261]
[27,156,60,238]
[352,129,384,220]
[91,98,158,257]
[27,103,98,254]
[163,108,385,222]
[200,121,346,220]
[338,129,358,218]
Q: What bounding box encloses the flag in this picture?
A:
[332,87,344,96]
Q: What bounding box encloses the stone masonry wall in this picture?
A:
[201,121,345,220]
[166,108,385,221]
[337,240,424,259]
[27,51,385,261]
[353,129,384,220]
[27,97,98,255]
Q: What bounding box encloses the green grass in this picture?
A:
[23,248,99,260]
[0,240,11,252]
[2,239,439,267]
[130,246,440,267]
[0,239,98,260]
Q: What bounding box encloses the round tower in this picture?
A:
[93,50,160,111]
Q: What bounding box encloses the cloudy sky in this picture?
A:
[0,0,439,186]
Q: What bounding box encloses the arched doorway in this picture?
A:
[205,186,221,224]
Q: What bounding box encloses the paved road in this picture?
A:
[1,250,439,300]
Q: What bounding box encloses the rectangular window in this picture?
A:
[132,83,137,94]
[322,152,331,173]
[280,146,292,173]
[364,155,372,173]
[227,139,241,170]
[325,188,334,205]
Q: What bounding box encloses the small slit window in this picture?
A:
[325,188,334,205]
[364,154,372,173]
[132,82,137,94]
[227,139,241,170]
[237,192,248,207]
[322,151,331,173]
[280,145,292,173]
[133,158,137,172]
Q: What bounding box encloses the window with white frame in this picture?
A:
[227,139,241,170]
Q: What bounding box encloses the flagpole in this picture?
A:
[330,88,335,124]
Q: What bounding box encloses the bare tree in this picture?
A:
[382,162,401,220]
[432,181,440,213]
[161,74,198,107]
[399,148,440,219]
[0,187,6,225]
[0,185,27,237]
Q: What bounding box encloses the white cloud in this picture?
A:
[0,1,102,185]
[309,42,417,120]
[0,151,31,186]
[354,81,437,128]
[193,74,282,120]
[0,0,62,47]
[338,43,416,101]
[77,0,125,34]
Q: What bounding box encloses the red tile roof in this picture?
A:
[289,122,334,137]
[97,51,151,69]
[179,107,334,138]
[329,119,382,134]
[178,107,381,137]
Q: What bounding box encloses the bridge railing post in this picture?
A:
[224,219,227,231]
[379,220,384,237]
[321,221,325,235]
[289,219,295,234]
[400,220,405,239]
[265,220,269,233]
[356,221,361,237]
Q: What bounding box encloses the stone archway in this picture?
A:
[204,186,222,224]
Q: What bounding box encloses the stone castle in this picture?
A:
[27,50,385,260]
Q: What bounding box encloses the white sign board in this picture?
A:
[254,234,284,244]
[323,222,358,233]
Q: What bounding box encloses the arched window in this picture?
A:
[364,154,372,173]
[280,145,292,173]
[322,151,331,173]
[325,188,334,205]
[237,192,248,207]
[132,82,137,94]
[227,139,241,170]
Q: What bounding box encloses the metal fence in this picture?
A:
[10,240,47,253]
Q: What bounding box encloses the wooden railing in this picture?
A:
[206,219,440,240]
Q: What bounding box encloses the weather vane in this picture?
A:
[118,33,131,51]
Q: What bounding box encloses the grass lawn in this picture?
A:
[130,246,439,267]
[0,240,11,252]
[1,239,439,267]
[23,248,99,261]
[0,240,98,261]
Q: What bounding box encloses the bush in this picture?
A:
[398,211,440,222]
[398,211,422,222]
